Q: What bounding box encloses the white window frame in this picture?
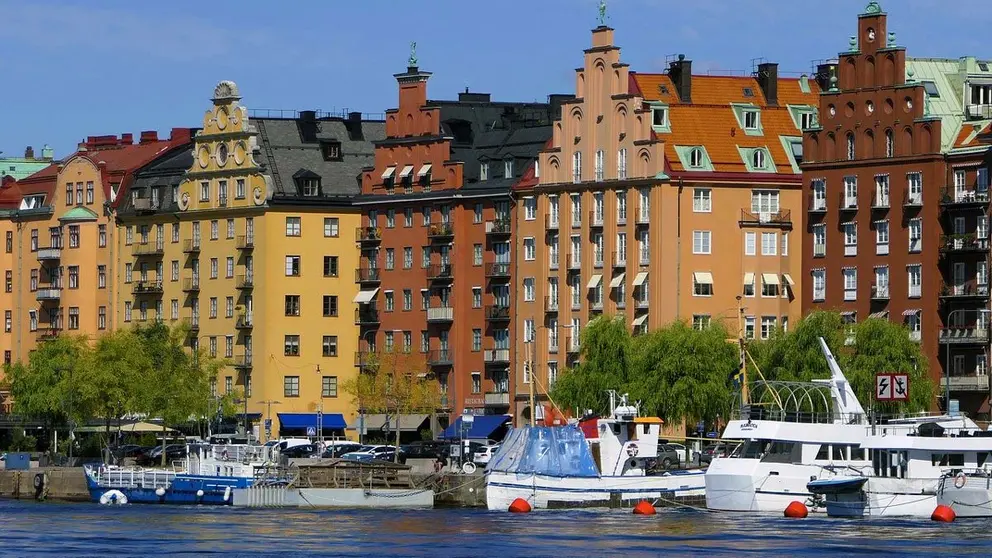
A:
[693,188,712,213]
[745,232,756,256]
[692,230,711,255]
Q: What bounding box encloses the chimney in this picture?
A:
[139,131,159,144]
[815,63,834,91]
[458,90,491,103]
[668,54,692,103]
[170,128,192,144]
[299,110,316,122]
[41,145,54,160]
[348,111,362,122]
[121,133,134,145]
[757,62,779,106]
[24,146,34,159]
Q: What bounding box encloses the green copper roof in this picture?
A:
[673,146,714,172]
[863,1,882,14]
[59,206,99,222]
[737,146,778,173]
[905,58,980,153]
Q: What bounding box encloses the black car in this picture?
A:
[400,441,448,460]
[322,443,363,458]
[111,444,145,459]
[281,444,319,459]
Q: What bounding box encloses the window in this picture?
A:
[422,207,431,226]
[480,162,489,181]
[907,172,922,204]
[843,268,858,301]
[473,287,482,308]
[616,190,627,223]
[385,291,394,312]
[800,111,816,130]
[689,148,703,168]
[908,264,922,298]
[760,316,776,340]
[693,231,711,254]
[385,248,395,270]
[225,257,234,278]
[922,80,940,97]
[752,149,766,169]
[210,258,218,279]
[323,256,338,277]
[874,266,889,298]
[209,297,218,318]
[505,159,514,179]
[285,295,300,316]
[811,178,826,211]
[692,315,711,331]
[284,335,300,357]
[323,218,339,237]
[762,275,779,298]
[652,106,668,127]
[524,278,535,302]
[694,274,713,296]
[75,182,83,204]
[169,261,178,282]
[781,232,789,256]
[68,266,78,289]
[844,222,857,256]
[472,373,482,394]
[284,216,301,237]
[226,297,234,318]
[421,247,430,268]
[846,133,855,161]
[199,181,209,202]
[572,151,582,183]
[761,232,777,256]
[638,229,650,264]
[594,150,604,181]
[875,220,889,255]
[523,197,537,221]
[751,189,780,216]
[67,225,80,248]
[693,189,711,212]
[909,218,922,252]
[885,130,894,158]
[384,331,394,352]
[745,232,756,256]
[285,256,300,276]
[744,316,756,339]
[743,110,759,130]
[322,335,339,358]
[386,209,395,228]
[170,300,178,320]
[618,149,628,180]
[524,238,536,261]
[743,272,755,297]
[322,295,338,317]
[124,301,132,322]
[284,375,300,397]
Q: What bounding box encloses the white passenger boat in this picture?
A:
[485,393,705,511]
[705,338,968,514]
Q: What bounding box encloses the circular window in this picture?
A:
[234,141,246,166]
[884,98,894,114]
[216,108,229,130]
[828,104,836,117]
[197,146,210,169]
[866,27,876,42]
[866,101,874,115]
[752,150,765,169]
[216,143,228,167]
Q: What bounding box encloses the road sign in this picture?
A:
[306,426,317,437]
[876,373,910,402]
[264,418,272,429]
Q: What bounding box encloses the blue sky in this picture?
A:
[1,0,988,158]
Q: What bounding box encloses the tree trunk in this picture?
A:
[394,408,401,463]
[160,423,168,467]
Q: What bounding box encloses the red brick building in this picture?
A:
[802,3,992,417]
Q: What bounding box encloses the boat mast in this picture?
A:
[737,295,748,407]
[527,338,535,427]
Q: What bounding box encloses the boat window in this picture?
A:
[626,423,637,440]
[816,444,829,460]
[611,424,621,436]
[873,449,907,478]
[932,453,965,467]
[760,441,797,463]
[852,446,866,460]
[980,452,989,467]
[642,424,650,435]
[833,445,847,461]
[741,439,768,459]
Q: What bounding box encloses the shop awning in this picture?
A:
[439,415,511,440]
[840,311,856,318]
[743,272,755,286]
[399,165,415,178]
[762,273,780,285]
[381,166,396,179]
[353,288,379,303]
[359,414,429,435]
[693,272,713,284]
[633,272,649,286]
[417,164,432,177]
[782,274,795,286]
[902,309,921,316]
[586,274,603,289]
[277,413,347,433]
[632,314,649,327]
[609,273,626,288]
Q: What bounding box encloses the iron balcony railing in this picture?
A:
[940,233,990,253]
[355,267,382,283]
[183,238,201,253]
[739,209,792,227]
[427,223,454,241]
[356,227,382,243]
[428,349,454,366]
[235,315,254,330]
[354,308,380,325]
[485,262,510,280]
[182,277,200,292]
[485,219,511,236]
[485,305,511,322]
[132,241,165,256]
[236,274,254,290]
[37,246,61,260]
[426,307,454,323]
[427,263,454,281]
[484,348,510,364]
[940,186,990,207]
[132,280,164,295]
[939,284,990,299]
[939,327,990,344]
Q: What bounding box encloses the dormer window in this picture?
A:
[321,141,342,161]
[652,106,668,127]
[303,178,320,197]
[743,110,759,130]
[752,150,766,169]
[504,159,514,179]
[480,162,489,181]
[689,148,703,168]
[800,112,816,130]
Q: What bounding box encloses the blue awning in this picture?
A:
[440,415,511,440]
[277,413,347,431]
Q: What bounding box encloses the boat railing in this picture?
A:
[733,405,864,425]
[205,444,273,463]
[90,465,177,489]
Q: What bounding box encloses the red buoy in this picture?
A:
[931,504,955,522]
[508,498,532,513]
[632,500,657,515]
[784,501,808,518]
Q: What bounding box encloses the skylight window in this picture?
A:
[922,81,940,97]
[658,85,669,95]
[980,62,990,72]
[743,87,755,98]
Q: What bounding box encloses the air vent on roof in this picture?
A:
[658,85,669,95]
[743,87,755,98]
[980,62,990,72]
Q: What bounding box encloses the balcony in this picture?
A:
[871,192,890,211]
[426,306,454,323]
[355,267,382,284]
[352,307,379,326]
[37,247,61,261]
[236,235,254,250]
[233,353,253,370]
[36,288,61,301]
[236,274,254,290]
[635,298,649,309]
[967,104,992,120]
[183,239,201,254]
[838,192,858,212]
[428,349,454,367]
[939,326,989,344]
[739,209,793,229]
[182,277,200,292]
[903,190,923,208]
[940,284,990,299]
[132,280,164,295]
[813,243,826,257]
[545,296,559,313]
[485,305,510,323]
[940,233,990,254]
[485,219,511,237]
[940,187,990,208]
[871,284,889,300]
[485,392,511,406]
[484,348,510,365]
[636,210,650,226]
[354,351,378,369]
[807,193,827,214]
[567,254,581,271]
[36,326,60,341]
[235,315,253,330]
[480,262,507,282]
[356,226,382,244]
[187,316,200,333]
[427,223,454,242]
[549,254,560,270]
[545,215,560,230]
[133,198,154,214]
[427,263,454,282]
[589,211,605,228]
[132,242,164,256]
[943,375,991,392]
[612,251,626,268]
[218,195,228,208]
[565,337,580,354]
[617,211,627,226]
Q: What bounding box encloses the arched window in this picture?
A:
[689,148,703,168]
[885,129,894,158]
[752,149,766,169]
[572,151,582,183]
[846,133,856,161]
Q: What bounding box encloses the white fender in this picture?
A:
[99,489,128,505]
[155,487,166,497]
[223,486,232,502]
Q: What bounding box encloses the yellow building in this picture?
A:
[119,81,383,440]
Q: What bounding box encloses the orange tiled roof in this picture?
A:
[954,123,990,148]
[633,73,820,175]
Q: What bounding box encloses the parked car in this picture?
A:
[280,444,320,459]
[472,444,500,465]
[340,445,398,462]
[137,444,186,466]
[322,443,363,458]
[656,444,682,469]
[400,441,448,460]
[696,443,729,465]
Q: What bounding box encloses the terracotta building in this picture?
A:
[355,55,564,424]
[802,3,992,417]
[514,24,815,424]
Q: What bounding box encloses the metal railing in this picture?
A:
[132,280,164,294]
[426,307,454,322]
[940,233,990,253]
[739,209,792,226]
[427,263,454,281]
[183,239,201,253]
[484,348,510,363]
[427,223,454,240]
[236,274,254,289]
[485,305,510,322]
[940,187,990,206]
[485,262,510,279]
[132,241,165,256]
[355,267,381,283]
[485,219,511,235]
[939,327,990,344]
[428,349,453,366]
[356,227,382,243]
[236,235,254,250]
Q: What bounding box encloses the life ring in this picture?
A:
[99,489,129,505]
[462,462,478,474]
[32,473,44,490]
[954,472,967,489]
[626,444,639,458]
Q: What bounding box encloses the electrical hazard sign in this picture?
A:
[876,373,910,402]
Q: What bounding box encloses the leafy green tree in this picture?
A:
[79,329,152,450]
[748,310,846,383]
[550,317,632,416]
[846,317,932,412]
[7,335,93,434]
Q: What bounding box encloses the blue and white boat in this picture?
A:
[84,444,288,505]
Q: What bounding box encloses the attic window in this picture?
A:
[791,141,804,165]
[480,162,489,181]
[752,150,766,169]
[303,178,320,197]
[800,112,816,130]
[922,81,940,97]
[743,110,759,130]
[652,107,668,127]
[321,141,342,161]
[504,159,514,178]
[689,148,703,168]
[980,62,990,72]
[743,87,755,98]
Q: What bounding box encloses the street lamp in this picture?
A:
[944,308,992,414]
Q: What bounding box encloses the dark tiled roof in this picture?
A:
[254,116,385,198]
[117,146,194,215]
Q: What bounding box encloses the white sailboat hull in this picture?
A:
[486,470,705,511]
[822,477,939,517]
[705,457,829,513]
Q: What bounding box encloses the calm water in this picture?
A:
[1,499,991,556]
